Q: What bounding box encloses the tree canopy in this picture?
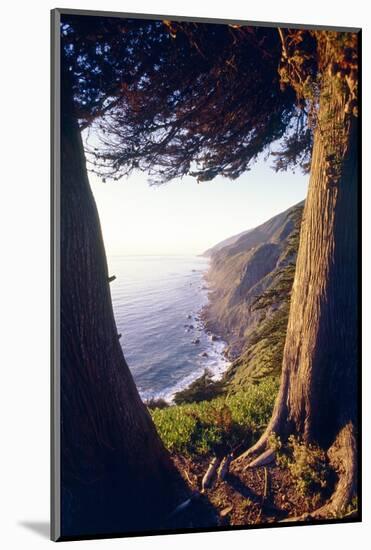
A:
[62,15,317,184]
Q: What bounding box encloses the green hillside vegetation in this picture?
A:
[224,253,300,388]
[173,369,226,405]
[223,305,290,388]
[203,203,303,350]
[151,377,278,456]
[205,203,303,389]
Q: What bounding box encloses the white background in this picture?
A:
[0,0,369,547]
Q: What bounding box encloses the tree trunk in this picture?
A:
[237,36,359,517]
[60,65,183,537]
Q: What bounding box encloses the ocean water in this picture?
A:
[107,255,230,402]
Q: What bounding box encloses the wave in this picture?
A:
[107,254,231,404]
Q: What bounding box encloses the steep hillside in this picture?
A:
[203,228,252,256]
[202,201,304,387]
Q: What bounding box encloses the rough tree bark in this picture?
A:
[236,33,359,517]
[60,64,184,536]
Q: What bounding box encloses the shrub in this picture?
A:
[151,377,279,456]
[270,434,331,497]
[173,369,226,405]
[145,397,169,409]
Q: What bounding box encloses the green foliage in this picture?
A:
[224,304,290,387]
[224,205,303,387]
[151,377,279,456]
[270,434,331,497]
[63,17,309,184]
[272,125,313,174]
[144,397,169,409]
[251,207,302,313]
[173,369,226,405]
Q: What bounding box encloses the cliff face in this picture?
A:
[202,201,304,387]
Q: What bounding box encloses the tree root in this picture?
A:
[232,378,289,465]
[307,423,358,520]
[232,432,270,465]
[183,468,195,487]
[201,457,221,493]
[234,421,358,523]
[244,449,275,469]
[282,423,358,522]
[263,467,270,501]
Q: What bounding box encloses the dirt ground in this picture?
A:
[168,454,329,530]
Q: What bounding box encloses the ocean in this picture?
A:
[106,255,230,402]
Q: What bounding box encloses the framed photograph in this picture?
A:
[51,8,361,541]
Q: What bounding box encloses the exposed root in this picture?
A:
[280,423,358,522]
[233,419,358,524]
[183,468,195,487]
[263,467,270,502]
[309,423,358,519]
[232,373,290,465]
[245,449,275,469]
[201,457,221,493]
[167,491,200,520]
[233,432,270,464]
[218,454,232,480]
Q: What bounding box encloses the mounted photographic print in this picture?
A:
[51,8,361,541]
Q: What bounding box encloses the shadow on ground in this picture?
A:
[167,492,219,531]
[18,521,50,539]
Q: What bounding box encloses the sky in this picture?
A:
[90,156,309,257]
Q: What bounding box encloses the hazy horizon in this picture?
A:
[90,155,308,257]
